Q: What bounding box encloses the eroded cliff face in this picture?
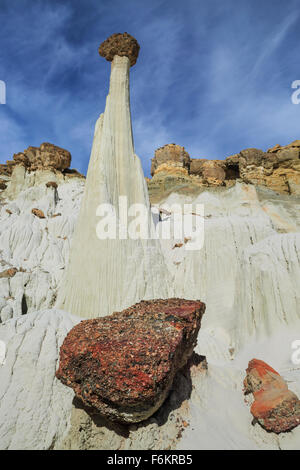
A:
[148,140,300,203]
[0,163,84,323]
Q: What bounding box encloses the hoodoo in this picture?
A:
[57,33,171,318]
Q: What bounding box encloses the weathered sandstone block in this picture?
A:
[99,32,140,66]
[0,268,17,279]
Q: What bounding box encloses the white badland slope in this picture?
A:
[0,169,300,449]
[57,55,171,318]
[0,169,84,322]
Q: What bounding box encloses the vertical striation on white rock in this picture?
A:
[57,38,171,319]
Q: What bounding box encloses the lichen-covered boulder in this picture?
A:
[244,359,300,433]
[56,298,205,423]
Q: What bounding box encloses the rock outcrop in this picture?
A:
[151,144,191,176]
[0,174,84,323]
[0,267,17,279]
[98,32,140,66]
[244,359,300,433]
[148,140,300,202]
[0,143,71,176]
[56,299,205,423]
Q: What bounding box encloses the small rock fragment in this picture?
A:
[244,358,300,433]
[32,208,46,219]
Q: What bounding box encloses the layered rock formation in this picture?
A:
[0,309,80,450]
[56,299,205,423]
[0,33,300,450]
[57,34,171,319]
[0,143,84,200]
[244,359,300,433]
[148,140,300,202]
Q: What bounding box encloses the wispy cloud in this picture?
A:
[0,0,300,175]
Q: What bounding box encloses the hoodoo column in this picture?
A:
[57,33,171,318]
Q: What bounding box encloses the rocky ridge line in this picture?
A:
[148,141,300,202]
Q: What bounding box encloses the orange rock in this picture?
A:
[0,267,17,278]
[244,359,300,433]
[32,208,46,219]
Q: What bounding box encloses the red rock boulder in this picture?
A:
[244,359,300,433]
[56,298,205,423]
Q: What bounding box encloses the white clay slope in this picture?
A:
[0,173,84,322]
[57,55,171,318]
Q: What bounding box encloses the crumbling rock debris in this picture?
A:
[32,208,46,219]
[244,358,300,433]
[99,32,140,67]
[56,298,205,424]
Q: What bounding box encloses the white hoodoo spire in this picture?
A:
[57,39,172,318]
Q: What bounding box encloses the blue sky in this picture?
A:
[0,0,299,176]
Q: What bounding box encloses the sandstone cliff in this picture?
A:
[148,140,300,203]
[0,142,84,201]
